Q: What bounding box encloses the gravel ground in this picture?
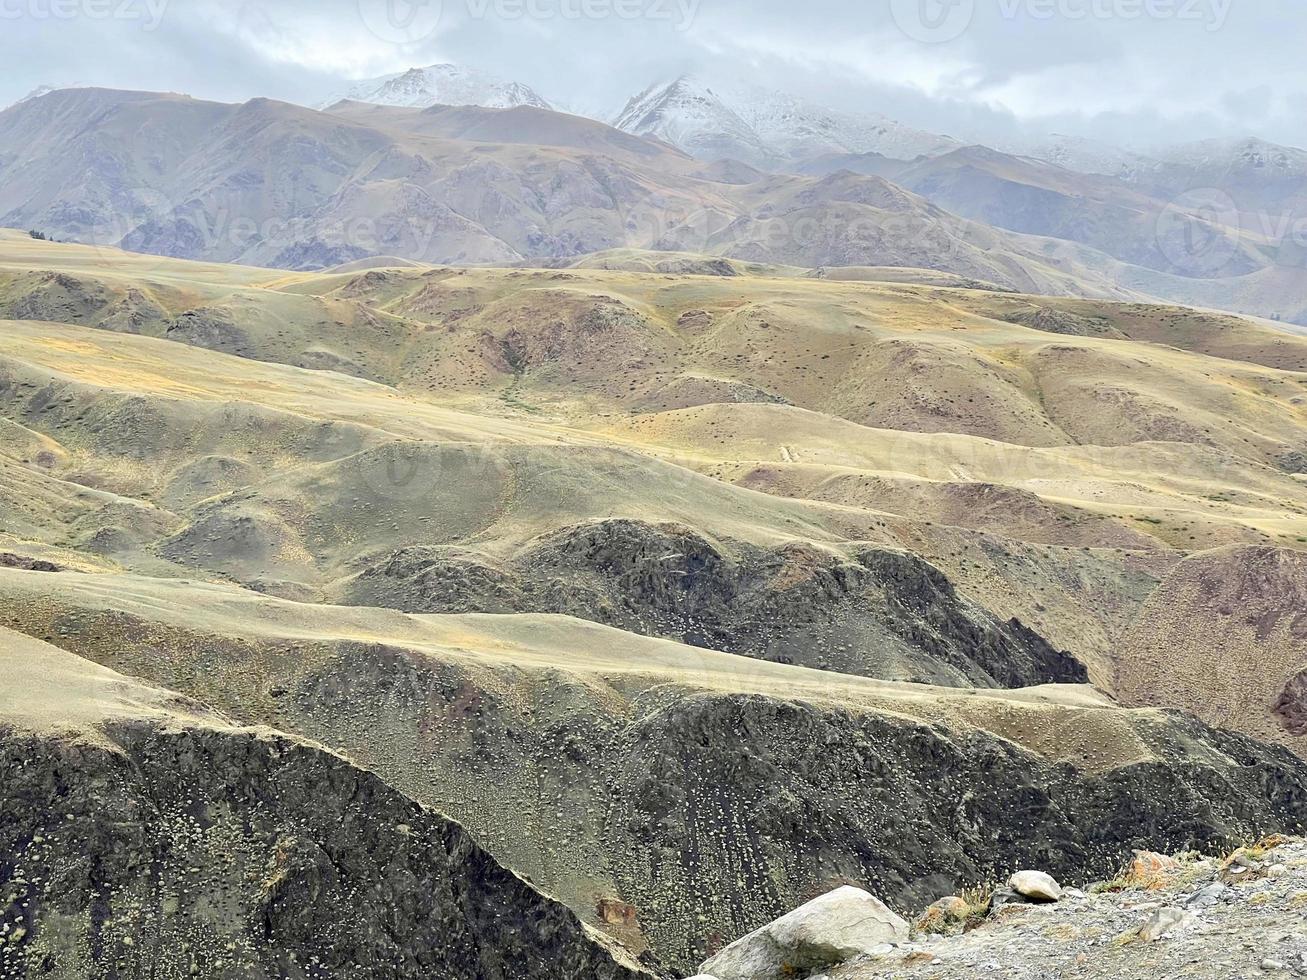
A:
[832,838,1307,980]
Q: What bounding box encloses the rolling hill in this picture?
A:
[3,230,1307,970]
[4,231,1307,970]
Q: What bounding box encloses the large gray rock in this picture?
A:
[700,886,909,980]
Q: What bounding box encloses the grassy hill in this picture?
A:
[2,231,1307,971]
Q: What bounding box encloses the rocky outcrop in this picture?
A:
[5,574,1307,976]
[1274,666,1307,736]
[339,519,1086,689]
[1001,306,1124,339]
[0,270,168,333]
[604,694,1307,969]
[0,633,649,980]
[8,582,1307,974]
[166,307,256,358]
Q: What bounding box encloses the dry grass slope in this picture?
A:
[2,231,1307,972]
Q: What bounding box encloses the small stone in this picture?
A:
[1262,960,1287,973]
[1138,907,1194,942]
[1009,871,1062,902]
[1185,882,1231,908]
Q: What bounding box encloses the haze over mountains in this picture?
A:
[0,87,1139,299]
[4,67,1306,326]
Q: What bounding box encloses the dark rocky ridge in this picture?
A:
[6,587,1305,976]
[0,708,649,979]
[337,518,1086,689]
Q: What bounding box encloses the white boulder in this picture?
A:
[700,885,909,980]
[1008,870,1063,902]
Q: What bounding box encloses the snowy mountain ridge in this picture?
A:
[319,64,553,112]
[613,74,959,166]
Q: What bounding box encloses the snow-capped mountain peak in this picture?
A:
[320,64,553,112]
[1156,136,1307,176]
[612,73,960,168]
[613,75,771,164]
[992,132,1157,181]
[6,82,92,110]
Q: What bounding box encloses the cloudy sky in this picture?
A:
[1,0,1303,149]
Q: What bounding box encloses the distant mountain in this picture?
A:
[613,76,772,166]
[887,144,1265,277]
[320,64,553,111]
[0,87,1144,301]
[17,85,62,104]
[999,133,1158,182]
[1144,137,1307,214]
[1155,136,1307,179]
[325,100,677,162]
[9,86,1307,320]
[721,80,961,162]
[1001,133,1307,207]
[613,75,959,168]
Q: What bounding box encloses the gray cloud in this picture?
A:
[0,0,1303,150]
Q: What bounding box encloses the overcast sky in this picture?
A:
[1,0,1303,150]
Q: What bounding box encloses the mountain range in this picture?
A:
[4,80,1306,324]
[0,87,1140,298]
[26,63,1299,190]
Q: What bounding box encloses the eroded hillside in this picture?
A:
[2,232,1307,974]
